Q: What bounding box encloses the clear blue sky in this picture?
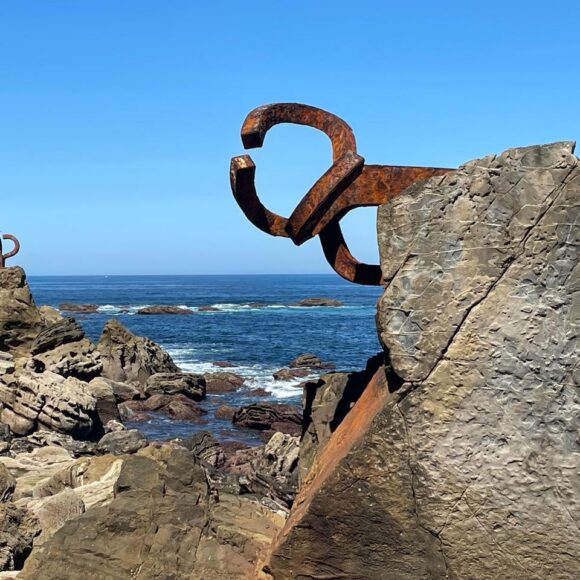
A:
[1,1,578,275]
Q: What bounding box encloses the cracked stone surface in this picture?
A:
[266,142,579,579]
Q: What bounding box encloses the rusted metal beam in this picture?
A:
[230,103,455,285]
[0,234,20,268]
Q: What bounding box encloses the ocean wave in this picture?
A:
[169,356,318,399]
[84,302,357,316]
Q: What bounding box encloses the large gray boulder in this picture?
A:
[266,142,580,579]
[97,320,178,386]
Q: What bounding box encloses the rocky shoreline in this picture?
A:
[0,266,344,577]
[0,141,577,578]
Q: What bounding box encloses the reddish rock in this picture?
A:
[213,360,238,368]
[164,399,206,421]
[214,405,236,421]
[247,387,270,397]
[204,372,245,393]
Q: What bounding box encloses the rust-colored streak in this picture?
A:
[230,102,455,285]
[0,234,20,268]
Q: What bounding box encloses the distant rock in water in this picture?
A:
[136,305,193,315]
[97,319,179,386]
[288,352,335,370]
[292,297,343,307]
[58,303,98,313]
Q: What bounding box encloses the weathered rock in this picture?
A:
[8,432,95,457]
[213,360,238,368]
[87,377,120,426]
[164,398,207,422]
[266,142,580,579]
[37,306,63,326]
[97,319,179,386]
[103,420,125,433]
[0,354,14,379]
[0,466,15,503]
[215,404,236,421]
[30,318,85,356]
[292,297,343,307]
[58,304,98,313]
[247,387,270,397]
[0,371,98,439]
[136,305,193,315]
[0,268,42,354]
[204,371,245,393]
[31,488,85,546]
[32,453,124,509]
[198,305,219,312]
[0,502,39,571]
[300,356,382,483]
[96,430,146,455]
[117,400,152,423]
[30,318,102,381]
[177,431,225,468]
[19,446,285,580]
[92,376,142,402]
[273,367,310,380]
[233,402,302,433]
[289,352,335,370]
[144,372,205,401]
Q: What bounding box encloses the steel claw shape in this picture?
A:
[230,102,454,285]
[0,234,21,268]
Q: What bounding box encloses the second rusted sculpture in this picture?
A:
[0,234,20,268]
[230,103,454,285]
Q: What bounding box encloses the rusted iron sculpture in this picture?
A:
[0,234,20,268]
[230,103,454,285]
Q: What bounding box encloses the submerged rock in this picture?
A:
[292,297,343,307]
[58,304,98,313]
[136,305,193,315]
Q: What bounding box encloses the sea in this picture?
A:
[28,275,383,445]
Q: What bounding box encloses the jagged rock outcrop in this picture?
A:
[0,371,98,439]
[265,142,580,579]
[19,445,285,580]
[0,268,42,354]
[28,318,102,382]
[97,319,179,386]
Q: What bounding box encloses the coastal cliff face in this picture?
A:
[264,142,579,579]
